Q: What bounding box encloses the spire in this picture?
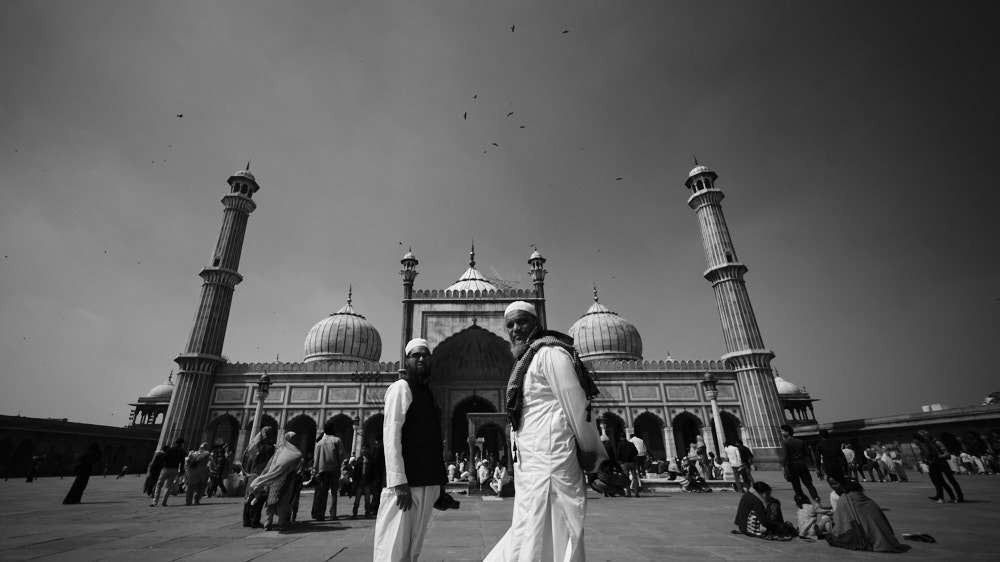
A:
[347,284,353,305]
[692,154,699,166]
[469,240,476,268]
[593,283,599,302]
[167,370,173,384]
[246,160,251,171]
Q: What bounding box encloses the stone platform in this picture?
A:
[1,471,997,561]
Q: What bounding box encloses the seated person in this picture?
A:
[795,494,832,539]
[826,479,907,553]
[734,482,796,539]
[489,464,510,496]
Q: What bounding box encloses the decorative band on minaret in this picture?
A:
[159,165,259,447]
[685,162,785,459]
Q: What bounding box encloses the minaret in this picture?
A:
[159,165,259,447]
[528,247,547,329]
[399,247,419,362]
[685,161,785,464]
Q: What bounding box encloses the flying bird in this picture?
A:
[519,125,525,129]
[511,25,515,32]
[507,112,514,117]
[104,250,107,254]
[176,114,183,118]
[463,112,467,120]
[492,142,499,147]
[616,177,623,181]
[562,30,569,34]
[473,94,477,99]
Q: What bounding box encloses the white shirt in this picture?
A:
[382,379,413,489]
[630,436,647,456]
[725,444,743,467]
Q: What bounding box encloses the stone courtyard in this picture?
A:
[1,471,996,561]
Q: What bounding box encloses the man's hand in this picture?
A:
[394,483,413,511]
[577,449,598,473]
[782,470,790,482]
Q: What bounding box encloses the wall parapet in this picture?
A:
[220,360,400,374]
[411,288,539,300]
[587,358,730,371]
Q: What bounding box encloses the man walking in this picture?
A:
[485,302,607,561]
[373,338,447,562]
[629,433,647,477]
[725,441,750,493]
[616,433,641,498]
[780,425,821,505]
[151,438,186,507]
[814,430,849,487]
[351,445,378,519]
[312,419,346,521]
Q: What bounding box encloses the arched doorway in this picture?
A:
[475,422,507,464]
[363,414,384,452]
[719,412,742,446]
[325,414,356,457]
[633,412,666,460]
[210,415,240,451]
[452,396,496,459]
[285,414,317,457]
[244,414,279,434]
[600,412,627,455]
[672,412,702,458]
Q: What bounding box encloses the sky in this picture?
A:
[1,1,998,427]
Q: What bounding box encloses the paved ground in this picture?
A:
[0,471,996,561]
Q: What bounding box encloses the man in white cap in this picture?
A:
[373,338,448,562]
[485,301,607,562]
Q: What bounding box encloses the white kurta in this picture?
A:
[374,379,437,562]
[485,347,607,562]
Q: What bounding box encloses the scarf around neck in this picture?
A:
[505,329,596,431]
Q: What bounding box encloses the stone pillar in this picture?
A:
[701,424,717,460]
[664,425,677,459]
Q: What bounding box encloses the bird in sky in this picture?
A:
[511,25,515,32]
[519,125,525,129]
[507,112,514,117]
[104,250,107,254]
[562,30,569,34]
[463,112,467,119]
[616,177,623,181]
[473,94,477,99]
[492,142,499,147]
[176,114,183,118]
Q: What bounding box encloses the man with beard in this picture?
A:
[373,338,447,562]
[485,301,607,562]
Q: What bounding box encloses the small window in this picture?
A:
[725,251,734,263]
[213,257,221,267]
[240,184,248,195]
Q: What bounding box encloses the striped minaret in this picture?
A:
[686,161,785,465]
[159,165,259,447]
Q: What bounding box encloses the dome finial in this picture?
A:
[593,283,599,302]
[246,159,251,171]
[168,370,173,384]
[692,153,699,166]
[469,239,476,268]
[347,284,353,305]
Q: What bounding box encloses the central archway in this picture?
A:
[633,412,666,460]
[672,412,702,459]
[285,414,317,457]
[451,396,496,460]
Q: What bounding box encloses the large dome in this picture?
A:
[146,373,175,400]
[304,292,382,363]
[568,291,643,362]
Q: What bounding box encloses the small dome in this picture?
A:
[529,249,544,261]
[304,292,382,363]
[232,169,256,182]
[774,374,804,395]
[445,245,497,293]
[568,292,643,361]
[402,249,416,261]
[147,374,175,400]
[689,165,710,177]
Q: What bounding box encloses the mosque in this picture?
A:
[149,162,815,469]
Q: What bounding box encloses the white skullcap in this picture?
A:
[504,301,537,319]
[405,338,430,356]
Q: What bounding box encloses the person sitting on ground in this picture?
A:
[795,493,832,540]
[733,482,796,540]
[825,478,907,553]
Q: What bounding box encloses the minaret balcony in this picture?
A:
[686,187,725,210]
[199,267,244,287]
[703,262,749,284]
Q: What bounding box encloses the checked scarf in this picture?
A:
[505,329,599,432]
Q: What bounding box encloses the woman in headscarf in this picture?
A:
[826,479,907,552]
[249,431,303,531]
[63,444,101,504]
[241,426,276,528]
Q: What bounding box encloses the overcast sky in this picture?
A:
[1,1,997,427]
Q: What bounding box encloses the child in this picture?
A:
[795,493,833,539]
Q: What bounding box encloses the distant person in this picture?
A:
[861,445,885,482]
[351,445,378,519]
[616,433,641,497]
[144,446,167,497]
[206,440,229,497]
[814,430,848,487]
[312,419,346,521]
[629,433,647,477]
[913,430,964,503]
[725,441,750,493]
[490,463,511,497]
[63,444,101,504]
[184,442,212,505]
[26,455,41,482]
[241,428,277,527]
[780,425,820,505]
[737,441,756,485]
[249,432,303,531]
[116,464,128,479]
[826,479,907,552]
[151,438,186,507]
[841,443,860,480]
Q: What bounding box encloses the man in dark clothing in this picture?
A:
[373,338,448,561]
[814,429,849,487]
[780,425,820,505]
[736,441,756,487]
[615,434,641,498]
[352,445,381,518]
[312,420,346,521]
[151,438,186,507]
[144,446,167,497]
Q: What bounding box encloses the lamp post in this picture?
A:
[701,373,727,456]
[249,372,272,440]
[352,414,362,458]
